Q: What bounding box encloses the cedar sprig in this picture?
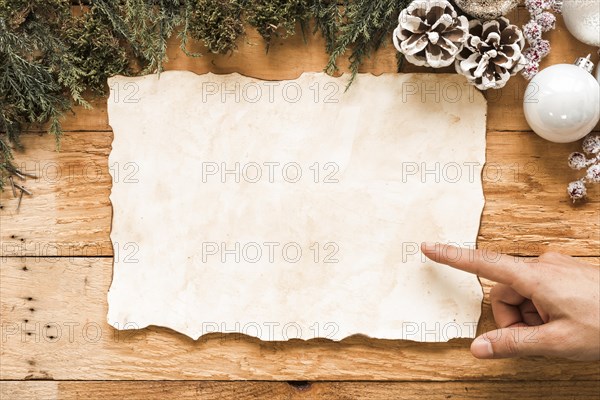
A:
[0,3,73,177]
[246,0,312,49]
[326,0,409,88]
[184,0,245,55]
[91,0,185,74]
[0,0,412,190]
[310,0,340,54]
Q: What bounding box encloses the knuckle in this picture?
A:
[489,283,502,299]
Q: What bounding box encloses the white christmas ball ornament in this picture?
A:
[524,56,600,143]
[562,0,600,46]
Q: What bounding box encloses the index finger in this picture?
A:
[421,242,533,295]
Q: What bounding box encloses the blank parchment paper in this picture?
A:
[106,71,487,341]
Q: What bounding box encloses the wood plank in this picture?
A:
[1,130,598,257]
[1,256,598,380]
[26,6,599,134]
[2,3,598,391]
[0,132,113,257]
[2,380,600,400]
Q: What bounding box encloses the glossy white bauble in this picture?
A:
[562,0,600,46]
[524,64,600,143]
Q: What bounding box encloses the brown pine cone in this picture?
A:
[455,17,525,90]
[393,0,469,68]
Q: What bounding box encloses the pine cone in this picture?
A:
[455,17,525,90]
[393,0,469,68]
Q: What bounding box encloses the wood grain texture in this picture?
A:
[1,3,600,395]
[1,256,598,380]
[1,130,598,257]
[0,132,112,257]
[2,380,600,400]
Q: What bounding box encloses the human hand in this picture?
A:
[421,243,600,361]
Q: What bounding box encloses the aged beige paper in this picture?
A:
[106,71,487,341]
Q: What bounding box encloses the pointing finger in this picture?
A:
[421,242,534,297]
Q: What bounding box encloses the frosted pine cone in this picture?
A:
[393,0,469,68]
[455,17,525,90]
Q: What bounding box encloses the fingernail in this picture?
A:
[471,336,494,359]
[421,242,438,252]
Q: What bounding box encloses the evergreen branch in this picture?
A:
[0,0,409,190]
[311,0,340,54]
[326,0,407,88]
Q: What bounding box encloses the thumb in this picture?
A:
[470,325,552,359]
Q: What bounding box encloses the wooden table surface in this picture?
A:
[1,6,599,399]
